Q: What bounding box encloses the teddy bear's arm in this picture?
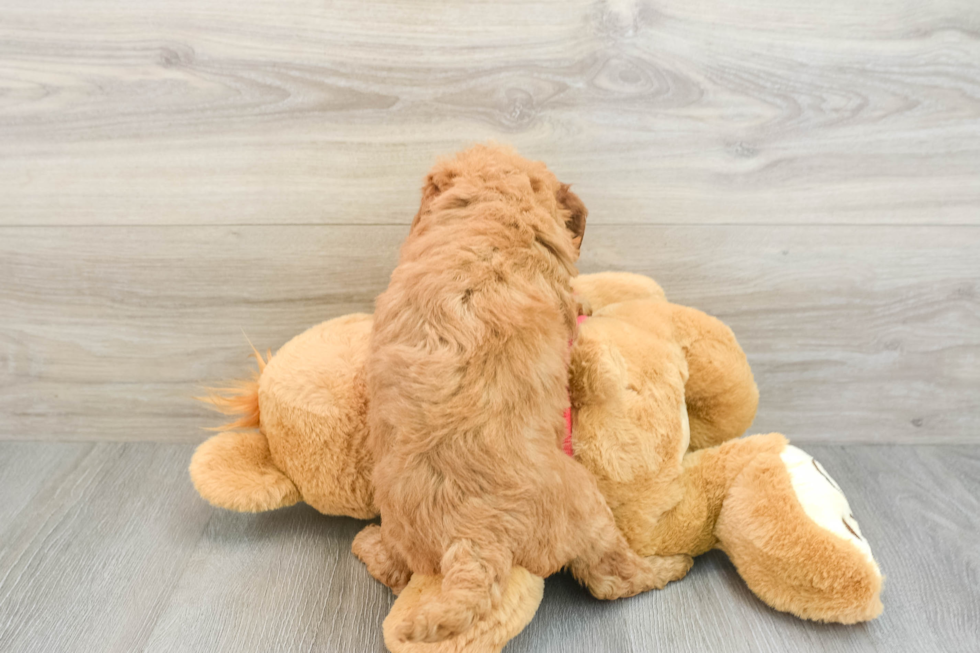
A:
[571,272,666,313]
[667,304,759,450]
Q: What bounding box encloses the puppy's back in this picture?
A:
[369,216,572,461]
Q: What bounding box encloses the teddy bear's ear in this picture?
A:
[557,183,587,251]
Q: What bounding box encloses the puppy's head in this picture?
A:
[410,144,587,259]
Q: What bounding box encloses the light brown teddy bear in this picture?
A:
[191,272,882,653]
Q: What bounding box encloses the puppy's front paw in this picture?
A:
[644,553,693,588]
[351,524,381,564]
[352,524,411,594]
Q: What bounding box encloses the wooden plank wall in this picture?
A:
[2,0,978,443]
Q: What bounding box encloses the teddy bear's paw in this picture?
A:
[716,447,883,623]
[189,432,301,512]
[780,446,879,571]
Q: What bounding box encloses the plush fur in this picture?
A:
[188,430,300,512]
[716,444,883,624]
[191,314,378,519]
[190,271,883,653]
[361,145,690,643]
[569,274,881,626]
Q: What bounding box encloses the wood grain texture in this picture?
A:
[140,509,392,653]
[0,442,976,652]
[0,442,213,653]
[1,0,979,226]
[1,225,977,444]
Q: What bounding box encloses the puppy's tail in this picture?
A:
[395,539,510,643]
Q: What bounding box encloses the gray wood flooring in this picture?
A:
[0,442,976,652]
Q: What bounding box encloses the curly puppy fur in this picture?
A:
[356,144,692,644]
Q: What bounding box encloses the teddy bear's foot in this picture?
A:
[189,431,300,512]
[717,441,883,624]
[352,524,412,595]
[383,567,544,653]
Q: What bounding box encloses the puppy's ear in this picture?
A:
[557,183,587,250]
[410,168,457,233]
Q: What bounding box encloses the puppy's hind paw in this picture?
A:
[351,524,411,595]
[395,603,472,644]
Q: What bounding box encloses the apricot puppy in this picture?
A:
[354,144,691,643]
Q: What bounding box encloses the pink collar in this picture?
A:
[562,314,589,457]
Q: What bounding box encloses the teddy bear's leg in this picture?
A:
[352,523,412,595]
[635,433,789,558]
[667,304,759,450]
[382,567,544,653]
[189,431,300,512]
[716,444,883,624]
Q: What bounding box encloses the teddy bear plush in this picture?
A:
[190,272,882,653]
